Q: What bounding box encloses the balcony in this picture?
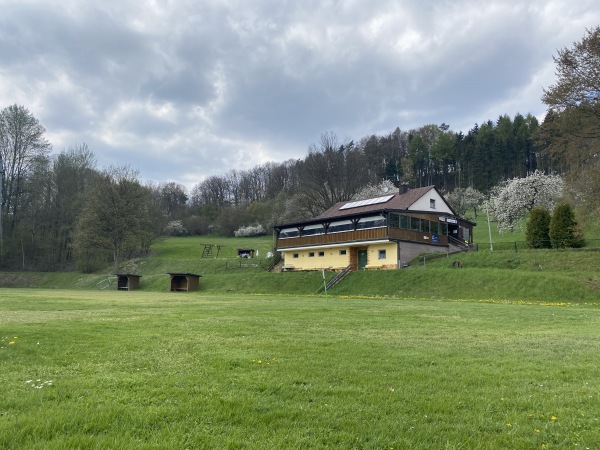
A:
[277,227,448,249]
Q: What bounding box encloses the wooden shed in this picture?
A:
[115,273,142,291]
[237,248,255,258]
[167,272,202,292]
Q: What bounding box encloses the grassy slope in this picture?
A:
[1,221,599,302]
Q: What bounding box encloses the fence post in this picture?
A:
[514,242,518,253]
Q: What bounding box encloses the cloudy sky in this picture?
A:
[1,1,598,190]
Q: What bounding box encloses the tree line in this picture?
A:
[1,26,598,271]
[0,105,553,272]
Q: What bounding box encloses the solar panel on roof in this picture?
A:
[339,194,394,210]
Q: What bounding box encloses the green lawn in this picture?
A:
[1,289,599,449]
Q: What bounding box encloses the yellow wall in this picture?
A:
[282,246,350,270]
[282,241,398,271]
[364,242,398,269]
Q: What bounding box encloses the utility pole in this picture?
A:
[486,202,493,252]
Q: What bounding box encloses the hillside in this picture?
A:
[1,224,599,303]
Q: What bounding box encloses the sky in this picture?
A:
[1,1,599,190]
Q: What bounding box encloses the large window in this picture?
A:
[378,249,386,260]
[279,228,299,238]
[356,216,386,230]
[328,220,354,233]
[302,224,324,236]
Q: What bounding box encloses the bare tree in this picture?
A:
[297,132,368,215]
[0,105,51,231]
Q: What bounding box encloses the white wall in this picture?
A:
[409,188,453,214]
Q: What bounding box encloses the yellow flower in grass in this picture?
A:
[535,429,540,433]
[9,341,15,345]
[551,416,557,421]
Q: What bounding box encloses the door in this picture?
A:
[358,250,368,270]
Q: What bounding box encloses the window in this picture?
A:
[328,220,354,233]
[318,251,325,257]
[388,213,399,228]
[440,222,448,235]
[399,215,409,229]
[378,249,387,260]
[410,217,421,231]
[293,253,299,258]
[339,249,347,255]
[279,228,299,238]
[302,224,325,236]
[309,252,315,257]
[356,215,386,230]
[430,198,436,209]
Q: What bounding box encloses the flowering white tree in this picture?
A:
[488,171,564,233]
[352,180,397,200]
[445,187,485,218]
[234,224,266,237]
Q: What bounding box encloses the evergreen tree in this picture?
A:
[549,203,585,248]
[525,207,551,249]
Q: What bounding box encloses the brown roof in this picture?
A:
[315,186,439,220]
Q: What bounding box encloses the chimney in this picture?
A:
[400,183,409,194]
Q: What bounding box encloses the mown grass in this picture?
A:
[1,289,599,449]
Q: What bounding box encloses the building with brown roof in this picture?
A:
[274,186,474,271]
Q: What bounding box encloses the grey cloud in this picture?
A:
[0,0,598,189]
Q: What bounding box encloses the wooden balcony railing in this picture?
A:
[277,227,448,249]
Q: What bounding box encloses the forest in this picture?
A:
[1,26,598,272]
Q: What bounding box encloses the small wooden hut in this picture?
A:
[167,272,202,292]
[115,273,142,291]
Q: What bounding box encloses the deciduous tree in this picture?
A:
[0,105,51,231]
[445,187,484,218]
[488,171,563,233]
[74,166,154,272]
[352,180,397,200]
[297,132,367,215]
[542,26,600,146]
[539,27,600,230]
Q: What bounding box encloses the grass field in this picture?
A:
[1,289,600,449]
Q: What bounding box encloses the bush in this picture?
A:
[182,215,212,235]
[526,207,551,248]
[164,220,188,236]
[549,203,585,248]
[234,224,266,237]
